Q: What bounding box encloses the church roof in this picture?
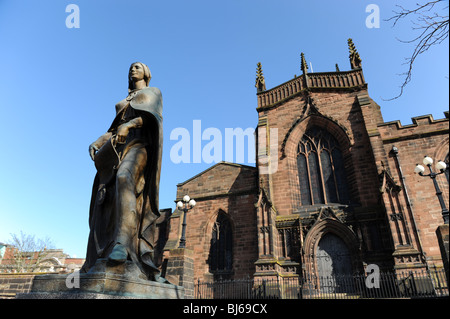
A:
[176,161,257,202]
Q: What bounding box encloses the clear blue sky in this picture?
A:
[0,0,448,258]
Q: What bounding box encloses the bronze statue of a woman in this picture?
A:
[81,62,164,281]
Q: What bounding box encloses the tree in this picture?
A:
[3,231,55,273]
[386,0,449,99]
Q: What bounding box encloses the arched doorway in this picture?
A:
[316,233,354,293]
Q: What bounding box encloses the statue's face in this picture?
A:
[129,63,145,82]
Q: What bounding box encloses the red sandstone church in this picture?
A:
[161,39,449,284]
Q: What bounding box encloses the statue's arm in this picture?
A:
[89,131,113,161]
[116,117,143,144]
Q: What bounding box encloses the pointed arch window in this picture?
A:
[209,212,233,273]
[297,126,350,205]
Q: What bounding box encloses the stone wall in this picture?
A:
[0,274,35,298]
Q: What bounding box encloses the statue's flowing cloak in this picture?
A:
[82,87,163,277]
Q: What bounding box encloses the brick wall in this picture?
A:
[164,162,259,282]
[377,113,449,268]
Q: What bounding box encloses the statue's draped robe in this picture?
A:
[81,87,163,279]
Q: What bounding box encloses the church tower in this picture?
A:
[253,38,448,282]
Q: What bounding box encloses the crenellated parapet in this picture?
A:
[256,39,366,111]
[378,112,449,143]
[256,69,366,110]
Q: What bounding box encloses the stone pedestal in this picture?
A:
[436,224,449,285]
[17,259,184,299]
[164,248,194,298]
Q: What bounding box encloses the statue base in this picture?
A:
[17,259,184,299]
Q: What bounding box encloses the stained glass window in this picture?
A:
[297,127,350,205]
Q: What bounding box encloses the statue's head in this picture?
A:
[128,62,152,92]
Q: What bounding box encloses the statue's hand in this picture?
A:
[117,123,130,144]
[89,143,99,161]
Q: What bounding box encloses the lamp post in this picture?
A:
[177,195,196,248]
[414,156,449,224]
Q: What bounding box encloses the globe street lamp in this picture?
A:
[414,156,449,224]
[177,195,196,248]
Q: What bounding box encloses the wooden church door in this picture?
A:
[316,233,354,293]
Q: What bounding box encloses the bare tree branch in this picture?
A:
[384,0,449,100]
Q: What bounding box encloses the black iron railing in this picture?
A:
[194,269,448,299]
